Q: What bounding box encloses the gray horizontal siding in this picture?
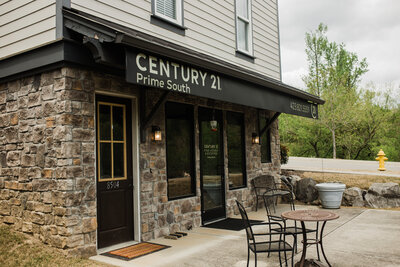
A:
[71,0,281,79]
[0,0,56,59]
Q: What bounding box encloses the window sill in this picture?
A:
[235,50,255,63]
[168,194,196,201]
[229,185,247,191]
[151,15,186,36]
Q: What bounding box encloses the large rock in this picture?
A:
[365,194,400,208]
[285,175,301,191]
[365,183,400,208]
[343,187,365,207]
[368,182,400,197]
[295,178,318,203]
[280,175,300,202]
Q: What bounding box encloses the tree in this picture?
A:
[304,23,368,158]
[280,24,400,162]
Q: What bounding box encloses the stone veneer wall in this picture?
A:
[0,66,280,255]
[139,89,281,240]
[0,68,97,256]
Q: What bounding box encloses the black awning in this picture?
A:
[126,49,318,118]
[63,8,324,119]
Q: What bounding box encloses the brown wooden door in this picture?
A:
[96,95,133,248]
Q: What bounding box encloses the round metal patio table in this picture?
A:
[281,209,339,267]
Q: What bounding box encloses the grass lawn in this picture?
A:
[303,171,400,190]
[0,225,113,267]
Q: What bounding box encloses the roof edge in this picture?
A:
[63,7,324,105]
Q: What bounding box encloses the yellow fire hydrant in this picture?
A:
[375,149,388,171]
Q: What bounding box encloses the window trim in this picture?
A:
[235,0,254,56]
[165,101,196,200]
[226,111,247,190]
[152,0,184,27]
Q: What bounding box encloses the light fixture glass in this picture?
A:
[252,133,260,144]
[152,126,162,141]
[210,120,218,131]
[210,109,218,131]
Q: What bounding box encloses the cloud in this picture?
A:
[278,0,400,91]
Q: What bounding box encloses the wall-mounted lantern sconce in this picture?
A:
[151,126,162,142]
[252,133,260,144]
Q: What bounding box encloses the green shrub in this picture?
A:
[280,144,289,165]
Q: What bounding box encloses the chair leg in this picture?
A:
[284,248,288,267]
[316,222,320,261]
[291,247,294,267]
[256,197,258,211]
[254,252,257,267]
[267,233,272,257]
[247,247,250,267]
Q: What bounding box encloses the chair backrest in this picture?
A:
[236,200,255,241]
[263,189,295,219]
[251,175,277,195]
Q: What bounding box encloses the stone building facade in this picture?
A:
[0,67,281,256]
[0,2,323,257]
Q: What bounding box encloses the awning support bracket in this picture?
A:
[259,112,281,136]
[140,90,170,143]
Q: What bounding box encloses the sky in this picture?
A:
[278,0,400,93]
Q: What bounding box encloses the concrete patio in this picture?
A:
[90,205,400,267]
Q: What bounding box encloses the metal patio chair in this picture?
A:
[236,200,295,267]
[252,175,292,212]
[262,189,319,255]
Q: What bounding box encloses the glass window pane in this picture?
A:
[166,102,194,199]
[167,118,192,198]
[113,143,125,178]
[99,105,111,140]
[260,117,272,163]
[237,19,248,51]
[201,121,221,176]
[237,0,248,19]
[200,111,223,210]
[113,106,124,141]
[227,113,245,189]
[100,143,112,179]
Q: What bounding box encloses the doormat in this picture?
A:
[202,218,264,231]
[101,242,170,261]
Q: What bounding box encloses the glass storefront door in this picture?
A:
[199,107,226,223]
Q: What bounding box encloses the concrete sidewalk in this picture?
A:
[282,157,400,177]
[90,205,400,267]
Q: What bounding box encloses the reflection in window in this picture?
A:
[259,115,272,163]
[227,112,246,189]
[166,102,195,199]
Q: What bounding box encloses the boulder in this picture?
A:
[343,187,365,207]
[286,175,302,189]
[295,178,318,203]
[368,182,400,197]
[280,175,300,202]
[365,182,400,208]
[365,194,400,208]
